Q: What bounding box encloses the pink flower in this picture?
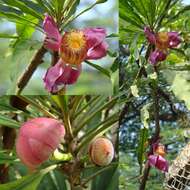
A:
[43,14,62,51]
[16,117,65,170]
[43,14,108,93]
[43,59,81,93]
[148,155,168,172]
[144,27,181,65]
[149,49,167,65]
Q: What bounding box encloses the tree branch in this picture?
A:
[16,45,47,95]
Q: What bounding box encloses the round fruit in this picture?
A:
[89,137,114,166]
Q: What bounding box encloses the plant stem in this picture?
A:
[63,110,74,141]
[139,70,160,190]
[16,45,47,95]
[139,162,151,190]
[51,51,59,66]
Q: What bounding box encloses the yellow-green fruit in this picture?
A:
[89,137,114,166]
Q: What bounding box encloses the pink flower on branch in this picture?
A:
[42,14,108,93]
[144,27,181,65]
[16,117,65,170]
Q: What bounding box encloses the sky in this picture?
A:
[183,0,190,4]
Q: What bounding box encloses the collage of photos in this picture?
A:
[0,0,190,189]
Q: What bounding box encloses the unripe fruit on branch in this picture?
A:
[89,137,114,166]
[16,117,65,170]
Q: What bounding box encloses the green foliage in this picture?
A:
[0,95,120,189]
[119,0,190,189]
[0,165,56,190]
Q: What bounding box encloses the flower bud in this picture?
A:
[89,137,114,166]
[16,117,65,169]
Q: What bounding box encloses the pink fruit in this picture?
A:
[16,117,65,169]
[89,137,114,166]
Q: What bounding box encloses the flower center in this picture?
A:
[66,31,86,51]
[60,31,88,65]
[156,32,169,50]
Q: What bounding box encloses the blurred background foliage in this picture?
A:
[0,95,119,190]
[119,0,190,189]
[0,0,118,95]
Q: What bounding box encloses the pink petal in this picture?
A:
[148,155,168,172]
[16,135,40,169]
[56,63,81,85]
[20,118,65,149]
[149,49,167,65]
[144,27,156,44]
[43,14,61,51]
[43,60,64,93]
[84,27,108,59]
[86,41,108,60]
[43,59,81,93]
[168,32,181,48]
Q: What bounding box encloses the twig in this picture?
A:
[139,70,161,190]
[51,51,59,66]
[16,45,47,95]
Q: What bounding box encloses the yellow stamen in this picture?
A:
[67,31,86,51]
[60,31,87,65]
[156,32,169,50]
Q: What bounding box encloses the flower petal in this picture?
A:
[43,14,61,51]
[43,59,81,93]
[84,27,108,59]
[168,32,181,48]
[144,27,156,44]
[148,155,168,172]
[43,60,63,93]
[86,41,108,60]
[84,27,107,48]
[56,63,81,85]
[149,49,167,65]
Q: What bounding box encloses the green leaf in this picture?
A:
[12,15,38,49]
[137,127,148,173]
[1,0,43,20]
[0,114,20,128]
[51,95,68,112]
[17,0,45,14]
[0,12,39,29]
[91,165,118,190]
[0,151,17,164]
[0,3,22,15]
[0,165,56,190]
[85,61,111,78]
[0,33,18,39]
[38,170,68,190]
